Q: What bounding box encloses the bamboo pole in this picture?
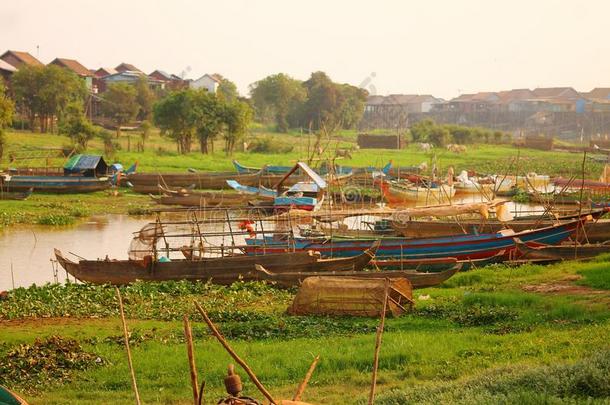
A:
[183,316,199,405]
[115,287,142,405]
[193,301,277,404]
[292,355,320,401]
[368,279,390,405]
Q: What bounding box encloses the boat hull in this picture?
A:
[246,219,583,261]
[54,247,375,285]
[1,176,110,193]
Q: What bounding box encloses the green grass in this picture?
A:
[577,261,610,290]
[3,128,603,177]
[1,257,610,404]
[0,191,151,227]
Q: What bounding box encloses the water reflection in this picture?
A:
[0,215,150,290]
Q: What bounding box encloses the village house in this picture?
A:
[49,57,93,89]
[115,62,144,74]
[91,67,118,93]
[584,88,610,112]
[0,50,43,69]
[0,59,17,85]
[102,71,165,92]
[530,87,584,112]
[438,92,501,113]
[364,94,442,114]
[190,73,222,93]
[149,70,189,91]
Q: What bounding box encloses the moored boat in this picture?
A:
[253,264,461,289]
[53,242,379,285]
[245,216,588,261]
[0,187,33,200]
[515,240,610,261]
[380,181,456,205]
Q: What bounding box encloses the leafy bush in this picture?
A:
[36,213,75,225]
[0,336,102,391]
[0,281,292,322]
[248,136,294,153]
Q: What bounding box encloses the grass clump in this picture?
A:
[370,349,610,404]
[36,213,75,225]
[577,263,610,290]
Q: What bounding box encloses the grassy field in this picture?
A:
[3,127,603,177]
[1,258,609,404]
[1,126,604,228]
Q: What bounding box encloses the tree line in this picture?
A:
[409,119,511,147]
[0,67,367,156]
[249,71,368,133]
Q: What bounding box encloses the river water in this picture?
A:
[0,215,150,291]
[0,196,559,291]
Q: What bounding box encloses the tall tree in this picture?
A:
[223,100,252,156]
[135,75,155,121]
[193,90,224,154]
[101,83,138,137]
[0,79,14,160]
[12,65,86,132]
[249,73,305,132]
[153,89,198,154]
[59,101,96,150]
[299,71,343,132]
[215,74,239,103]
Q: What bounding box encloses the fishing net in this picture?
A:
[288,276,413,317]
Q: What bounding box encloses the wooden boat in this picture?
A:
[515,240,610,261]
[126,170,288,191]
[254,263,461,289]
[391,209,610,242]
[0,174,110,193]
[53,242,378,285]
[380,180,455,205]
[233,160,292,174]
[0,187,33,200]
[553,177,610,191]
[372,252,506,272]
[245,217,587,261]
[0,385,29,405]
[150,192,248,207]
[233,160,391,177]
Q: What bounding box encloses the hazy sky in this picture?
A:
[2,0,608,99]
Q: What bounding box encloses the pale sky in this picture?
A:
[2,0,608,99]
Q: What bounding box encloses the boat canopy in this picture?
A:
[63,154,108,177]
[276,162,327,192]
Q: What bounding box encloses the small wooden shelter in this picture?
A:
[288,276,413,317]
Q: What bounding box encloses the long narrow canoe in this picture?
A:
[0,174,110,193]
[0,385,29,405]
[253,264,461,289]
[54,243,377,285]
[126,170,283,191]
[515,240,610,261]
[150,193,249,207]
[391,211,609,243]
[246,217,587,261]
[0,187,33,200]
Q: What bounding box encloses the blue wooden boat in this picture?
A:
[0,174,110,193]
[233,160,392,176]
[245,217,586,261]
[226,180,277,199]
[1,154,112,193]
[233,160,292,175]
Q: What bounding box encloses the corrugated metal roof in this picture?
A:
[64,154,103,170]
